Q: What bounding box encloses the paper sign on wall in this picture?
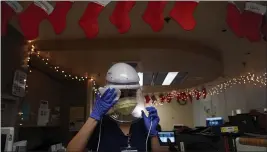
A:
[12,70,27,97]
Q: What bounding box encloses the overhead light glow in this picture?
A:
[162,72,179,85]
[138,72,143,86]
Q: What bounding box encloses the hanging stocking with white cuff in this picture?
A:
[169,1,199,31]
[226,2,243,38]
[48,1,73,34]
[241,2,266,42]
[109,1,136,34]
[142,1,167,32]
[79,1,110,39]
[18,1,54,40]
[1,1,23,36]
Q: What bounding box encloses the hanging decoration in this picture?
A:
[158,93,165,103]
[25,42,88,82]
[202,87,207,99]
[18,1,54,40]
[110,1,136,34]
[226,2,267,42]
[1,1,23,36]
[91,78,100,96]
[3,1,267,41]
[142,1,167,32]
[208,72,267,95]
[262,16,267,41]
[144,95,151,104]
[48,1,73,34]
[226,2,243,38]
[241,2,266,42]
[169,1,199,31]
[79,1,110,39]
[144,71,266,106]
[151,95,157,104]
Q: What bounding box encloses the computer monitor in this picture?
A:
[158,131,176,146]
[1,127,14,152]
[206,117,224,127]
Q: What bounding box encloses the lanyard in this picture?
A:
[127,133,132,147]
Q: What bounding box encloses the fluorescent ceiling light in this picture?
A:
[138,72,143,86]
[162,72,179,85]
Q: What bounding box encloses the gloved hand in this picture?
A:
[142,106,160,136]
[90,88,118,121]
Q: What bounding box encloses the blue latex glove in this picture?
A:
[142,106,160,136]
[90,88,118,121]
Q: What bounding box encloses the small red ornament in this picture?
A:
[151,95,157,104]
[159,93,165,103]
[194,89,201,100]
[202,87,207,99]
[166,93,172,103]
[144,95,151,103]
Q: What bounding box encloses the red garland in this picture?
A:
[202,87,207,99]
[159,93,165,103]
[144,95,151,103]
[166,93,172,103]
[194,89,201,100]
[151,95,157,104]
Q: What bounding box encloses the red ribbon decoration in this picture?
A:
[151,95,157,104]
[144,95,151,103]
[194,89,201,100]
[166,93,172,103]
[202,87,207,99]
[159,93,165,103]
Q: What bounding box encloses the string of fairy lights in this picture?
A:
[24,42,89,82]
[208,72,267,95]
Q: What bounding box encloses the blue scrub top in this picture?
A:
[87,115,151,152]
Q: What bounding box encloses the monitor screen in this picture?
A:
[1,134,6,151]
[158,132,175,143]
[206,117,224,127]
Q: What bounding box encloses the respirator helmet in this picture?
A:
[99,63,145,123]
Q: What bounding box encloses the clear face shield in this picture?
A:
[99,86,145,123]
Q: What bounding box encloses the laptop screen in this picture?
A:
[158,132,175,143]
[206,117,224,127]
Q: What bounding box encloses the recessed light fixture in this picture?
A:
[162,72,179,85]
[138,72,143,86]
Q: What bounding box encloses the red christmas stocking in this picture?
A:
[142,1,167,32]
[79,1,110,39]
[109,1,136,34]
[262,16,267,41]
[241,2,266,42]
[170,1,198,31]
[18,1,53,40]
[48,1,73,34]
[226,2,243,37]
[1,1,23,36]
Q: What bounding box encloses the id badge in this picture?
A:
[120,146,138,152]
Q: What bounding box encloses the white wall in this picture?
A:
[152,100,194,131]
[193,84,267,127]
